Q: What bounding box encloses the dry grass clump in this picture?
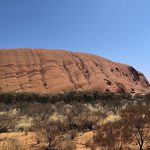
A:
[0,139,25,150]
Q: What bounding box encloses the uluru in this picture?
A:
[0,48,149,94]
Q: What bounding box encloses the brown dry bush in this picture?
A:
[66,129,78,140]
[0,114,17,133]
[32,106,67,149]
[34,120,67,149]
[62,102,105,132]
[94,120,133,150]
[85,138,95,150]
[121,104,150,150]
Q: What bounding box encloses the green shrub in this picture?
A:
[0,90,133,105]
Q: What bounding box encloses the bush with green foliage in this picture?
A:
[0,91,132,105]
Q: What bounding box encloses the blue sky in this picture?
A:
[0,0,150,81]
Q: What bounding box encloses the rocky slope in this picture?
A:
[0,48,149,94]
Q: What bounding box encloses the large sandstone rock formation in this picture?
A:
[0,49,149,94]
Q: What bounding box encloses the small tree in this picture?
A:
[32,105,67,149]
[121,104,150,150]
[94,120,133,150]
[42,120,66,148]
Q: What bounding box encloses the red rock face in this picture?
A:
[0,49,149,94]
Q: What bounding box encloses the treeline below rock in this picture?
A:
[0,90,141,104]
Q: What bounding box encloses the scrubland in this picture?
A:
[0,91,150,150]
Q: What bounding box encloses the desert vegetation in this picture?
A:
[0,91,149,149]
